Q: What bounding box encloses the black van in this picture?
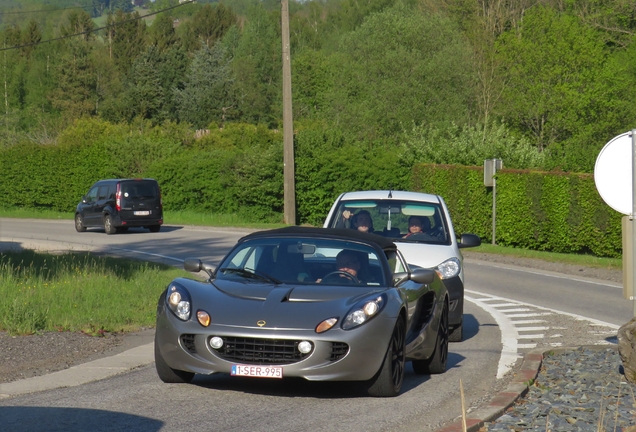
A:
[75,178,163,234]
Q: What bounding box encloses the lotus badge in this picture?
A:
[257,320,266,327]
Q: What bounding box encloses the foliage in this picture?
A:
[399,121,546,169]
[174,42,236,128]
[412,164,622,258]
[321,4,475,140]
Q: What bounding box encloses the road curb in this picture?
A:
[435,344,619,432]
[435,350,543,432]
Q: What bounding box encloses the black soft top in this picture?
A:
[240,226,397,251]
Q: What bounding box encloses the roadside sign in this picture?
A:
[594,132,632,215]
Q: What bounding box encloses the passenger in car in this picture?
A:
[403,216,430,238]
[338,210,375,233]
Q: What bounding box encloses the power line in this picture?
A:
[0,1,196,52]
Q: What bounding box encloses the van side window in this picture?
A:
[97,186,109,200]
[86,187,98,203]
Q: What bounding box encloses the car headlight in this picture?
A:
[437,257,460,279]
[342,294,386,330]
[166,283,191,321]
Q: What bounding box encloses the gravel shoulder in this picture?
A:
[0,252,622,385]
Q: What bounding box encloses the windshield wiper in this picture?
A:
[218,268,280,284]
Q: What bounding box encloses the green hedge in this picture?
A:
[412,164,622,258]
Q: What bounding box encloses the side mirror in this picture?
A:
[409,268,436,285]
[184,258,203,273]
[393,268,436,286]
[184,258,216,278]
[458,233,481,249]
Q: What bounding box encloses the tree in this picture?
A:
[231,3,281,126]
[122,46,165,121]
[48,38,98,122]
[109,10,147,72]
[20,20,41,58]
[60,10,95,42]
[495,7,611,158]
[191,4,237,47]
[323,4,475,140]
[175,43,236,128]
[148,13,178,52]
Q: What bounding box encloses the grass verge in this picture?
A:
[469,243,622,271]
[0,250,191,336]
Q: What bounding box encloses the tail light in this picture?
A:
[116,183,121,211]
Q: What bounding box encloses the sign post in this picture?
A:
[594,131,636,316]
[484,159,503,245]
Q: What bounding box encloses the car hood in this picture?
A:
[392,241,460,269]
[182,279,388,329]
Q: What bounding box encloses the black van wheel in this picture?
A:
[104,215,117,235]
[149,225,161,233]
[75,214,86,232]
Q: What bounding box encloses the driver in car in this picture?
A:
[317,250,362,283]
[404,216,430,237]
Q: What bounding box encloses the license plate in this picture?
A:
[231,365,283,379]
[134,210,150,216]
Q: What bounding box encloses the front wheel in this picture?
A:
[367,318,406,397]
[75,214,86,232]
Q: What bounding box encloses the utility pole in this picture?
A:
[281,0,296,225]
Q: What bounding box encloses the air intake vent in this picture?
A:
[214,337,309,365]
[181,334,197,354]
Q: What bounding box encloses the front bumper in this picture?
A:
[155,309,396,382]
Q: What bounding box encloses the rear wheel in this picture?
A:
[367,318,406,397]
[103,215,117,235]
[154,337,195,384]
[412,300,449,375]
[148,225,161,233]
[74,214,86,232]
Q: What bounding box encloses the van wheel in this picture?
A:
[75,214,86,232]
[149,225,161,233]
[104,215,117,235]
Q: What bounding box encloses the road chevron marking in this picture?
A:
[465,290,619,379]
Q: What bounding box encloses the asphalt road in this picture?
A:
[0,219,625,431]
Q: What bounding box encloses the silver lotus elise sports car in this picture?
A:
[154,227,449,397]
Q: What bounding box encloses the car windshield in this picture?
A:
[326,199,450,245]
[216,237,386,286]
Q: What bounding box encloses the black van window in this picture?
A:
[86,187,98,203]
[97,186,109,200]
[121,182,157,199]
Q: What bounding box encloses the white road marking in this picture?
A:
[466,290,619,379]
[465,294,520,379]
